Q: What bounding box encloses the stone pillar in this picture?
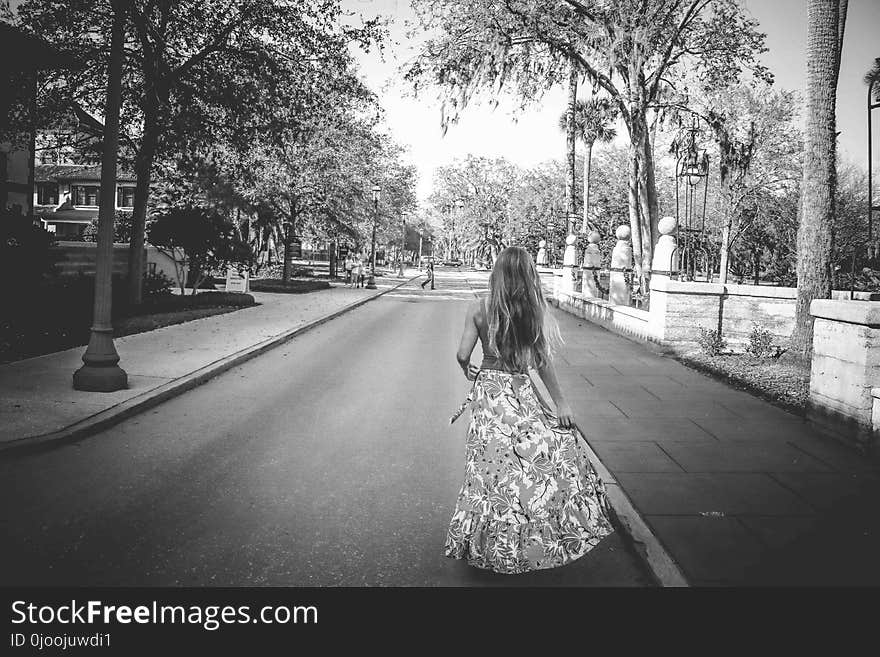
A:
[651,216,678,283]
[536,239,548,267]
[560,234,578,293]
[809,299,880,451]
[609,225,632,306]
[581,230,602,298]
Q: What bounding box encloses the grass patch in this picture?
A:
[249,278,331,294]
[673,349,810,415]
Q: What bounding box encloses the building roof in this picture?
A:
[34,164,137,183]
[0,22,74,71]
[36,208,97,223]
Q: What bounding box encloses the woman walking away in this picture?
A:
[420,260,435,290]
[446,246,614,574]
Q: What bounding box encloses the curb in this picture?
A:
[0,275,419,458]
[574,429,690,587]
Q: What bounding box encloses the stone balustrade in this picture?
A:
[542,214,880,451]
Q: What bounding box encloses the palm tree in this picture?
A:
[559,97,618,234]
[564,62,578,235]
[866,57,880,245]
[789,0,848,359]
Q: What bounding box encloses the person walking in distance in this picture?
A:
[349,253,362,289]
[446,246,614,574]
[354,253,366,288]
[420,260,435,290]
[343,252,354,286]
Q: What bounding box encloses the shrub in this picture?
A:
[143,270,174,297]
[697,326,726,357]
[745,322,777,359]
[0,211,59,301]
[147,205,253,294]
[82,210,134,243]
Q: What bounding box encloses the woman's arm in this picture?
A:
[456,300,481,380]
[536,359,576,429]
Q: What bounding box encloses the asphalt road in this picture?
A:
[0,270,653,586]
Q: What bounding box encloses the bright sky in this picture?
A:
[342,0,880,204]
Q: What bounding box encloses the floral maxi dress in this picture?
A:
[445,370,615,574]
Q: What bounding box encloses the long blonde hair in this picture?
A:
[486,246,562,372]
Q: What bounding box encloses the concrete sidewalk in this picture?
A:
[0,272,418,452]
[551,307,880,586]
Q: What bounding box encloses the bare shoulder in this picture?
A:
[465,297,483,323]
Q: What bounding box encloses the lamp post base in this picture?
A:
[73,327,128,392]
[73,364,128,392]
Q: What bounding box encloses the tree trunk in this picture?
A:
[565,62,578,234]
[282,225,293,283]
[790,0,844,358]
[582,140,594,233]
[719,218,732,284]
[636,112,659,279]
[627,141,643,280]
[127,100,159,306]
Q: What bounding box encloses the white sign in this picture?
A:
[225,268,250,293]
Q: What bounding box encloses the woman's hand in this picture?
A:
[463,363,480,381]
[556,402,577,430]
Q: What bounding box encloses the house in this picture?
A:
[35,164,138,239]
[0,22,70,218]
[31,99,139,239]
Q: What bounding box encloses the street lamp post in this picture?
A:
[73,1,127,392]
[454,199,464,261]
[397,213,407,277]
[366,183,380,289]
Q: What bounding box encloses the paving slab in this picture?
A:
[611,399,743,419]
[615,472,815,516]
[589,442,686,473]
[581,418,717,442]
[658,440,833,473]
[644,515,767,584]
[690,416,811,441]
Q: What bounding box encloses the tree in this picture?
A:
[564,61,578,234]
[559,97,617,234]
[405,0,769,291]
[147,206,252,295]
[430,156,521,265]
[789,0,848,359]
[10,0,385,303]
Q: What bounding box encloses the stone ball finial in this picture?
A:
[658,216,677,236]
[615,225,631,241]
[565,234,577,246]
[538,239,546,248]
[588,230,601,244]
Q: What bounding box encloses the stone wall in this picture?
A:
[51,241,140,277]
[553,287,653,344]
[809,300,880,451]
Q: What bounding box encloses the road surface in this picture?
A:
[0,270,653,586]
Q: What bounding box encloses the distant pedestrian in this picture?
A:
[343,253,354,285]
[445,246,614,574]
[420,260,435,290]
[352,254,365,288]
